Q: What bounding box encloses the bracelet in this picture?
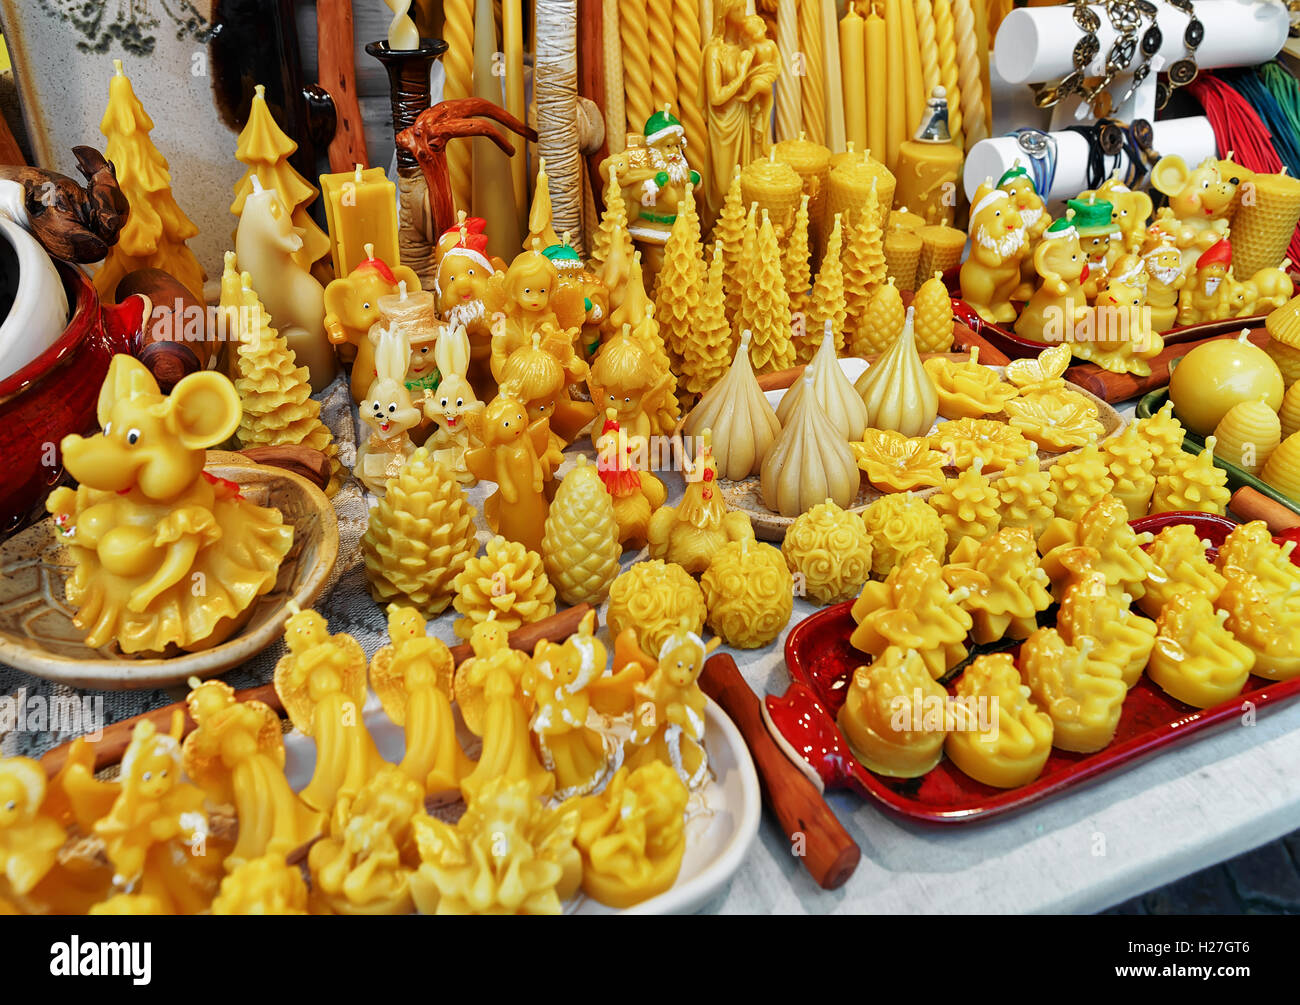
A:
[1066,124,1118,191]
[1156,0,1203,110]
[1031,1,1101,108]
[1010,127,1059,199]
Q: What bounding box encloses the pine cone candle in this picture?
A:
[912,271,955,353]
[452,535,557,641]
[740,209,796,373]
[861,492,948,578]
[607,560,706,655]
[805,212,847,360]
[227,256,342,494]
[653,182,705,368]
[1100,423,1157,520]
[930,457,1002,555]
[681,242,734,395]
[998,451,1057,538]
[701,539,794,649]
[362,447,477,617]
[852,278,906,356]
[782,499,874,604]
[1050,444,1116,521]
[1133,400,1186,481]
[784,194,813,317]
[1151,438,1231,516]
[541,457,622,606]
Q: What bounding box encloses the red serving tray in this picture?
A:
[766,512,1300,824]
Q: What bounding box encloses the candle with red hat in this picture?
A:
[434,215,501,398]
[1178,238,1235,327]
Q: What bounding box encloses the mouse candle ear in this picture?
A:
[97,354,159,427]
[164,370,242,449]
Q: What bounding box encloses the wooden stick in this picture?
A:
[40,604,596,779]
[700,653,860,891]
[1230,486,1300,533]
[316,0,371,173]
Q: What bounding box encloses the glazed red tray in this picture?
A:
[766,512,1300,824]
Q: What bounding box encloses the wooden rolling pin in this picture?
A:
[39,604,596,778]
[1066,329,1270,403]
[700,652,860,891]
[1230,486,1300,534]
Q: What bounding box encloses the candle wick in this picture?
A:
[355,164,363,183]
[399,280,409,301]
[364,242,376,261]
[113,58,124,76]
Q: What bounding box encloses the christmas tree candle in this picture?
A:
[1217,520,1300,596]
[1100,423,1157,520]
[805,212,848,359]
[997,450,1057,539]
[843,181,887,338]
[1148,592,1254,709]
[717,169,747,322]
[929,456,1001,554]
[1217,570,1300,681]
[654,182,706,368]
[1050,445,1115,521]
[782,498,874,604]
[861,490,948,577]
[945,653,1053,788]
[684,242,734,394]
[1134,400,1188,481]
[1151,438,1231,516]
[838,647,949,777]
[911,271,954,351]
[884,226,923,292]
[839,4,868,154]
[784,194,813,317]
[740,209,796,372]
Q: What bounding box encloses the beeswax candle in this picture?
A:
[884,226,922,290]
[503,0,526,224]
[775,0,801,142]
[893,89,965,225]
[774,134,832,260]
[674,0,708,185]
[798,0,827,146]
[932,0,961,147]
[648,0,678,116]
[945,653,1053,788]
[952,0,985,150]
[898,0,924,138]
[821,0,847,151]
[882,0,906,173]
[441,0,475,212]
[603,0,627,154]
[621,0,654,137]
[321,165,400,278]
[840,4,868,154]
[1233,171,1300,280]
[916,222,965,278]
[864,6,887,173]
[914,0,940,97]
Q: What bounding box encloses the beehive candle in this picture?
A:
[884,226,923,291]
[1232,171,1300,280]
[741,153,805,239]
[1261,431,1300,499]
[864,5,887,172]
[944,653,1052,788]
[1020,629,1126,753]
[916,223,966,279]
[839,5,868,154]
[838,647,949,777]
[1148,592,1254,709]
[894,89,965,226]
[1213,400,1281,476]
[773,134,832,259]
[1281,382,1300,438]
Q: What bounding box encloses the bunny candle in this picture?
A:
[46,355,294,654]
[356,325,422,494]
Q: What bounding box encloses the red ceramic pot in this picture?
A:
[0,261,146,533]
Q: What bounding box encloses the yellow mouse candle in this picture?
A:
[1148,591,1255,708]
[838,647,949,777]
[1021,629,1127,753]
[945,653,1053,788]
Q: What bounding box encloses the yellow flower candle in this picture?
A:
[928,417,1033,473]
[1039,495,1157,603]
[1151,437,1231,516]
[853,429,946,492]
[1148,592,1255,709]
[607,560,706,655]
[838,647,949,777]
[924,347,1017,419]
[1136,523,1227,620]
[861,491,948,578]
[1217,570,1300,681]
[782,498,875,603]
[702,538,794,648]
[452,536,557,641]
[1005,390,1105,453]
[850,548,973,677]
[997,451,1057,539]
[1057,555,1157,688]
[1100,423,1157,520]
[944,526,1053,643]
[945,653,1053,788]
[839,4,868,154]
[1021,629,1127,753]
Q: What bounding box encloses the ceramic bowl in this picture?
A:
[0,454,339,689]
[0,214,69,378]
[0,261,146,534]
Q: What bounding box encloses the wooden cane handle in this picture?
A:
[316,0,370,173]
[40,604,595,778]
[700,653,860,890]
[1230,486,1300,533]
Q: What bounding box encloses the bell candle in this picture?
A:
[895,89,964,226]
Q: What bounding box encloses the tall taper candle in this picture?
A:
[883,0,905,172]
[621,0,654,134]
[840,4,867,154]
[441,0,475,215]
[675,0,709,185]
[865,4,886,166]
[504,0,527,233]
[775,0,802,142]
[899,0,924,141]
[953,0,986,149]
[915,0,940,97]
[797,0,826,146]
[820,0,845,151]
[648,0,678,116]
[472,0,520,257]
[933,0,962,147]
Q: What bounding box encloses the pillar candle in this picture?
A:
[321,164,400,277]
[603,0,627,154]
[441,0,475,215]
[864,5,887,171]
[775,0,802,142]
[917,222,966,278]
[884,226,922,290]
[839,4,867,155]
[773,133,832,261]
[893,89,964,225]
[797,0,826,146]
[1233,171,1300,279]
[899,0,924,141]
[741,151,805,238]
[821,0,846,152]
[503,0,527,233]
[883,0,906,173]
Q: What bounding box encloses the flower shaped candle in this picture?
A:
[452,536,557,642]
[211,855,310,915]
[861,492,949,578]
[410,778,582,915]
[1100,422,1157,520]
[761,372,861,517]
[929,457,1002,555]
[924,348,1018,419]
[1148,591,1255,708]
[997,450,1057,538]
[308,766,424,915]
[837,647,950,777]
[701,539,794,649]
[1217,521,1300,595]
[850,548,974,678]
[1049,444,1116,521]
[1020,628,1127,753]
[1136,524,1227,619]
[573,763,689,909]
[1216,571,1300,680]
[1038,497,1155,605]
[1005,391,1105,452]
[943,527,1053,644]
[1057,553,1157,688]
[607,560,707,655]
[944,653,1054,789]
[782,499,875,604]
[928,417,1033,473]
[1003,343,1072,396]
[853,429,946,492]
[1134,400,1188,481]
[1150,437,1231,516]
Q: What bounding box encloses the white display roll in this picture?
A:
[994,0,1288,86]
[963,116,1217,204]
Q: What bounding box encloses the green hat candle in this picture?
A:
[1067,196,1115,237]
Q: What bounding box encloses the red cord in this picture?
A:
[1188,73,1300,266]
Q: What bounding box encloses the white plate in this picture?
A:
[281,695,762,916]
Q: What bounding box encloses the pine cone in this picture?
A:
[452,535,556,641]
[541,457,622,605]
[912,273,955,354]
[362,447,477,617]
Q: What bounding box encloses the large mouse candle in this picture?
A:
[46,356,294,655]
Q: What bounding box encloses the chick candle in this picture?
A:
[839,4,868,154]
[864,5,887,171]
[320,164,400,277]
